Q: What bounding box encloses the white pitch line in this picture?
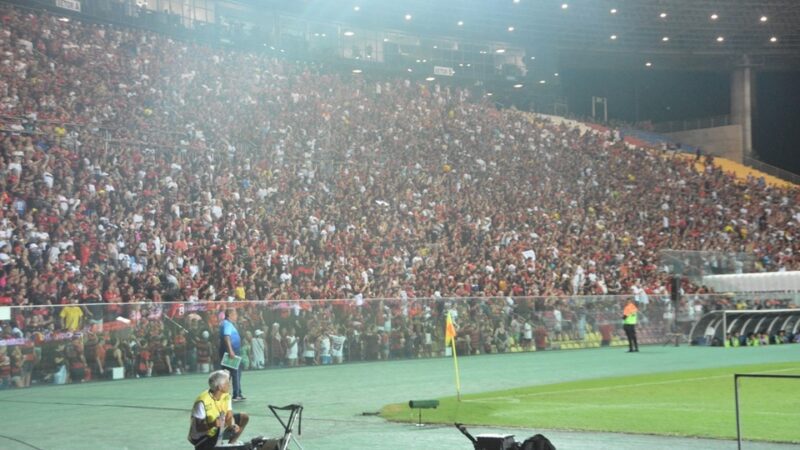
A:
[464,367,800,404]
[489,402,734,415]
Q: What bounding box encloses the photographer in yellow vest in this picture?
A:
[188,370,249,449]
[623,298,639,353]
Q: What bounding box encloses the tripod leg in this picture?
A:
[289,433,304,450]
[278,407,303,450]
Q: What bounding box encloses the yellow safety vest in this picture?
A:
[195,390,230,438]
[623,303,638,325]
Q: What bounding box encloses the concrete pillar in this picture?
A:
[730,54,755,159]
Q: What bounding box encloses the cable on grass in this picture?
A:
[0,434,45,450]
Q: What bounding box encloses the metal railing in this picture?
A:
[743,156,800,185]
[0,292,796,388]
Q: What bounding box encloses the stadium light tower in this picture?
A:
[731,54,756,159]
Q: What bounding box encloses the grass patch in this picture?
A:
[381,362,800,442]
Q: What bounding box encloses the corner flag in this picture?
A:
[445,311,462,400]
[445,312,457,345]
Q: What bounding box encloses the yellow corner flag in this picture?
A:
[445,311,457,345]
[445,311,462,400]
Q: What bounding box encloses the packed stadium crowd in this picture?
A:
[0,5,798,387]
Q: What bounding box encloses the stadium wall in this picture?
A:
[666,124,743,162]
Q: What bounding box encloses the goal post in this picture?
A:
[734,373,800,449]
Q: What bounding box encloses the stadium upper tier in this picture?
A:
[283,0,800,70]
[0,4,797,308]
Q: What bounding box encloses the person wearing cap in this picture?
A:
[196,330,212,373]
[623,298,639,353]
[188,369,249,450]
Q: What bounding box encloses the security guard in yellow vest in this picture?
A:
[188,370,249,449]
[623,299,639,352]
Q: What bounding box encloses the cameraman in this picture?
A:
[188,370,249,449]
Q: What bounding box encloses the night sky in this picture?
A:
[754,71,800,176]
[561,69,800,176]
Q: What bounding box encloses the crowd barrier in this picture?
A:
[3,293,794,388]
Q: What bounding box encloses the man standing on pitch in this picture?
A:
[220,308,245,401]
[623,299,639,352]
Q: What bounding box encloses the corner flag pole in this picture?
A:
[451,333,462,401]
[446,311,462,401]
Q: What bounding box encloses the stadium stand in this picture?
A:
[0,4,797,387]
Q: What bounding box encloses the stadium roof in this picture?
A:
[270,0,800,70]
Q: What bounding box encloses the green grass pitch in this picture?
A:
[381,362,800,443]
